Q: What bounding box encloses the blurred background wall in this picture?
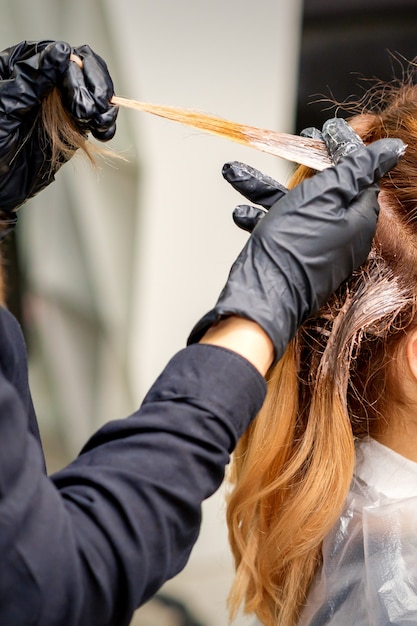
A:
[295,0,417,132]
[1,1,417,625]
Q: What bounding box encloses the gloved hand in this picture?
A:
[188,121,405,363]
[225,118,365,233]
[0,40,118,231]
[61,44,117,141]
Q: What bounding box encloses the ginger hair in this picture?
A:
[41,88,118,168]
[226,79,417,625]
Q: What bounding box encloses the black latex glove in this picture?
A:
[61,44,117,141]
[187,130,405,363]
[224,163,288,233]
[0,40,118,230]
[226,118,365,233]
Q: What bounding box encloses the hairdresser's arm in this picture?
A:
[199,316,274,374]
[0,307,266,626]
[0,40,117,225]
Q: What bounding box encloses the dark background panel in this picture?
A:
[296,0,417,132]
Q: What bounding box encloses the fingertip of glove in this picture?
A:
[370,137,407,159]
[222,162,232,176]
[54,41,71,55]
[222,162,261,185]
[300,126,323,141]
[334,137,407,190]
[232,206,254,233]
[44,41,71,70]
[90,105,119,140]
[91,123,117,141]
[233,204,249,217]
[366,138,407,179]
[222,161,243,178]
[322,117,364,164]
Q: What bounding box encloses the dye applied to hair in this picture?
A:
[111,96,332,171]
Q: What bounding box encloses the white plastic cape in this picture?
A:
[298,475,417,625]
[251,440,417,625]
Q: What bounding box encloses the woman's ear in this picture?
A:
[406,328,417,383]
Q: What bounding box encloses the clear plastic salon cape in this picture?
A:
[298,438,417,625]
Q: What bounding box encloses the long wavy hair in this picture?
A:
[226,79,417,625]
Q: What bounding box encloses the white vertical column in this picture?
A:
[101,0,303,400]
[102,2,303,624]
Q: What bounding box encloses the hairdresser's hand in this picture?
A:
[61,44,117,141]
[188,131,405,364]
[225,118,365,232]
[0,40,118,233]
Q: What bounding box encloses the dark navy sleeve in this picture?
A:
[0,312,266,626]
[0,307,43,450]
